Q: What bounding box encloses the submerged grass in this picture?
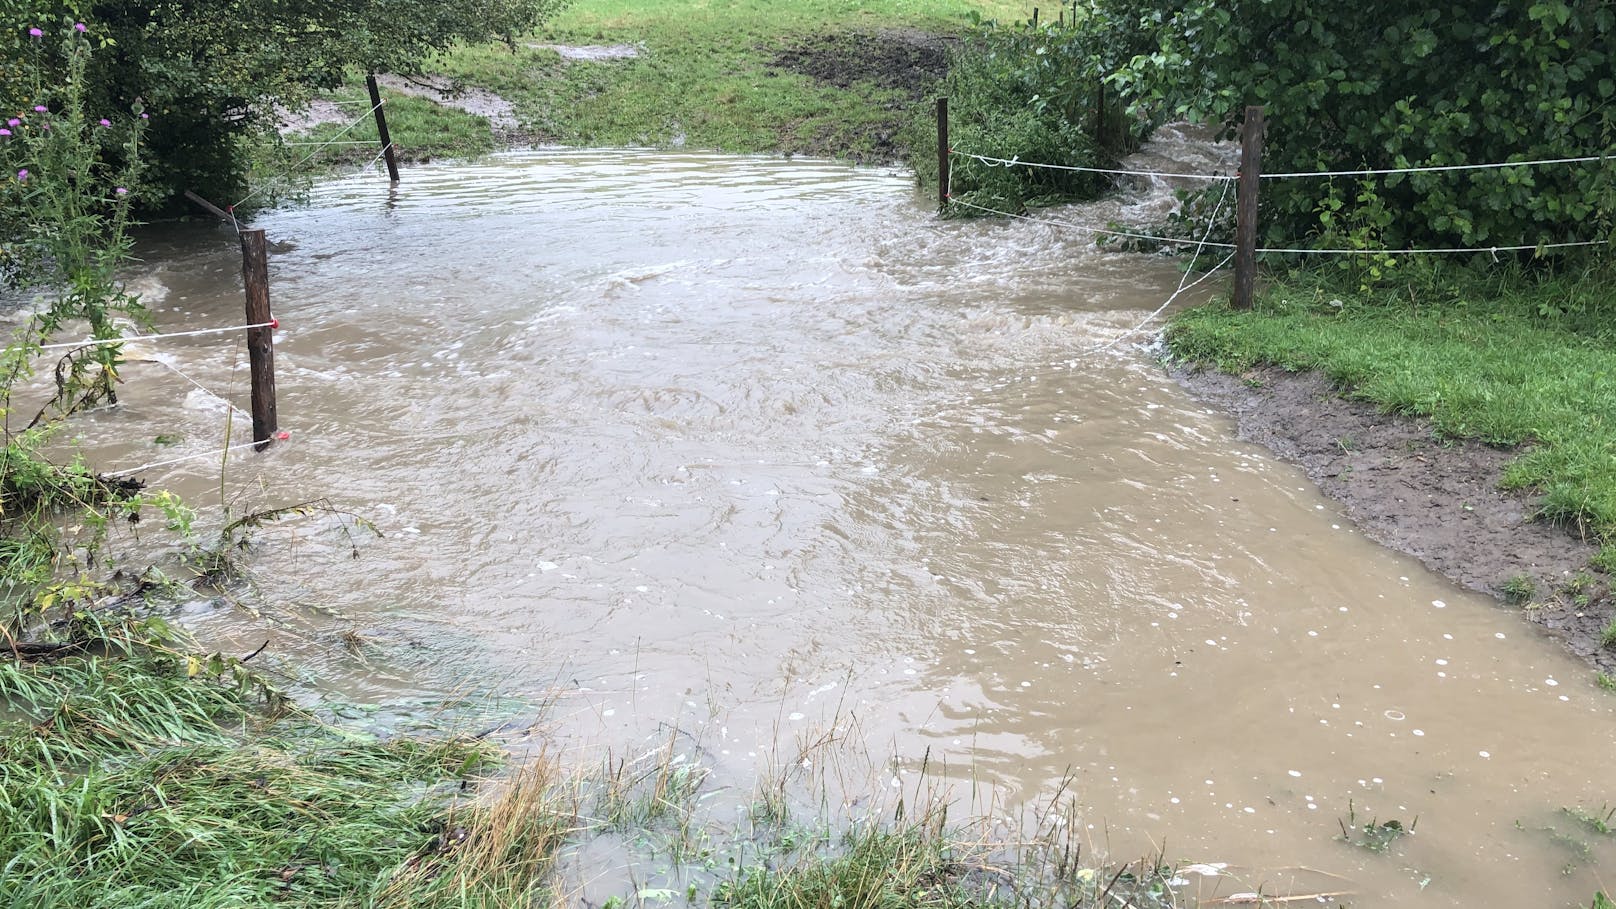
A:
[0,632,573,909]
[1166,261,1616,542]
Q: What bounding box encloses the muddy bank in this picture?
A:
[768,29,951,161]
[1173,365,1616,672]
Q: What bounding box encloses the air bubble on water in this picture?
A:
[1384,710,1405,721]
[1559,695,1569,702]
[602,709,615,717]
[1546,678,1559,687]
[1413,729,1425,736]
[1479,751,1491,758]
[1288,770,1302,777]
[1308,630,1319,637]
[1243,806,1256,814]
[1443,633,1453,640]
[1496,633,1507,639]
[788,712,804,721]
[1432,600,1446,608]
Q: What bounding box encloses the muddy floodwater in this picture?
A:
[55,146,1616,906]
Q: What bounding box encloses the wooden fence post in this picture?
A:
[365,73,401,183]
[937,96,950,213]
[1094,81,1107,156]
[1032,7,1039,27]
[1234,105,1265,310]
[239,229,278,450]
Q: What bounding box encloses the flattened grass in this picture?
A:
[0,640,572,909]
[1166,260,1616,540]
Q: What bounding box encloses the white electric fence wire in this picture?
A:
[949,197,1601,256]
[1092,181,1234,352]
[105,438,274,477]
[1262,153,1615,179]
[955,149,1614,183]
[154,358,250,421]
[948,196,1235,248]
[955,150,1235,182]
[232,100,385,212]
[1255,239,1606,255]
[37,322,275,351]
[355,143,394,175]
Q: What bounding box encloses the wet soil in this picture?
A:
[1174,365,1616,673]
[768,29,951,161]
[374,74,520,134]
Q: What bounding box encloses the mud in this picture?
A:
[1174,365,1616,672]
[374,74,520,134]
[769,28,951,162]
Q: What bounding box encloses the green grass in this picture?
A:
[419,0,1024,160]
[1501,573,1537,606]
[0,628,572,909]
[1166,261,1616,541]
[291,86,498,165]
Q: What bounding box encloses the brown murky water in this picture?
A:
[45,144,1616,906]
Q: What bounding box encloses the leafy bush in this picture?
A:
[1110,0,1616,254]
[910,10,1149,213]
[1,0,569,213]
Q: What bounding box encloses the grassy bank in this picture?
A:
[1165,261,1616,564]
[0,626,573,908]
[288,0,1026,166]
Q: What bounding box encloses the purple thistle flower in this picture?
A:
[33,105,46,113]
[16,169,27,181]
[115,187,128,195]
[28,27,42,38]
[98,118,110,127]
[140,112,149,120]
[0,129,10,137]
[5,118,17,126]
[74,22,86,32]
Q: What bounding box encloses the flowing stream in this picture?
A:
[47,142,1616,906]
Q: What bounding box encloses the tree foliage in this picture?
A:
[1111,0,1616,252]
[929,1,1614,255]
[2,0,567,206]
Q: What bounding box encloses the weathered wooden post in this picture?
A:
[365,73,401,183]
[1032,7,1039,27]
[1094,81,1107,155]
[239,229,278,450]
[936,96,950,213]
[1234,105,1265,310]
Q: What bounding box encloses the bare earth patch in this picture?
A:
[526,43,641,60]
[767,29,952,162]
[374,74,519,133]
[1175,366,1616,673]
[276,99,352,134]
